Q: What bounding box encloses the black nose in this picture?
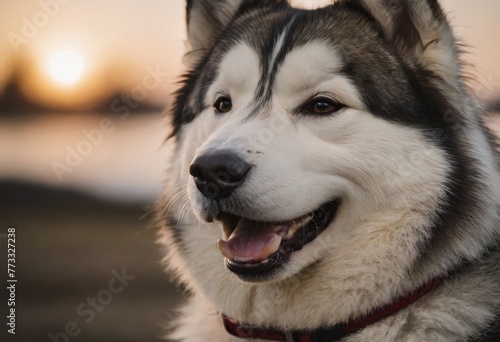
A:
[189,150,252,200]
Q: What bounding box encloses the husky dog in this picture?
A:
[157,0,500,341]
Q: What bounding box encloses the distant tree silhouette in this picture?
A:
[0,58,165,116]
[0,59,50,116]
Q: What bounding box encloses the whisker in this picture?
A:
[163,188,188,217]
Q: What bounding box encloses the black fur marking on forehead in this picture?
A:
[248,11,303,117]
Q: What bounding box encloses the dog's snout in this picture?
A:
[189,150,252,199]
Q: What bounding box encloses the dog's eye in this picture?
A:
[214,97,232,114]
[304,98,343,115]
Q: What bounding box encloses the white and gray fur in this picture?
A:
[156,0,500,341]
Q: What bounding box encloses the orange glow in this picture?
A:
[18,47,112,111]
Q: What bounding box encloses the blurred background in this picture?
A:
[0,0,499,341]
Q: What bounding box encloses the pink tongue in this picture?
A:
[217,219,282,262]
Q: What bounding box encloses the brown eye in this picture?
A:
[214,97,232,114]
[304,98,343,115]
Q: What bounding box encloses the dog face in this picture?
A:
[163,0,499,289]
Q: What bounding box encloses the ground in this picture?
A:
[0,181,181,342]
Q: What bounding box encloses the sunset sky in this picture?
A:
[0,0,186,109]
[0,0,499,111]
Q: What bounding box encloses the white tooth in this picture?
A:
[268,235,282,256]
[284,216,313,239]
[234,256,254,262]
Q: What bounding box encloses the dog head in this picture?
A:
[161,0,499,292]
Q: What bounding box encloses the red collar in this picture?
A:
[221,276,445,342]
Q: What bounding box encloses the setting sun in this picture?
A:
[49,50,84,86]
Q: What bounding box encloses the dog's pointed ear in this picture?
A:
[186,0,244,59]
[352,0,448,54]
[185,0,288,66]
[352,0,459,78]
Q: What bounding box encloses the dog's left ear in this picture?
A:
[353,0,459,79]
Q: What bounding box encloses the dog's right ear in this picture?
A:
[186,0,243,60]
[185,0,288,67]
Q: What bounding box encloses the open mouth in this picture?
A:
[216,200,341,280]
